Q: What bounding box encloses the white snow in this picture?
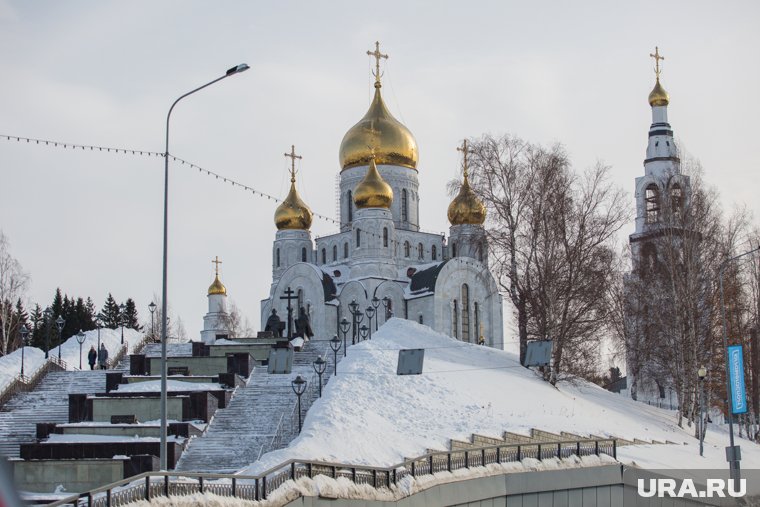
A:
[44,434,182,444]
[244,318,760,475]
[113,380,224,393]
[0,328,145,393]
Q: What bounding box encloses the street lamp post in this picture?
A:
[359,324,369,342]
[291,375,307,433]
[76,330,86,370]
[698,365,707,457]
[43,308,52,359]
[329,335,341,376]
[365,305,375,340]
[339,318,350,357]
[313,355,327,397]
[55,316,65,362]
[718,245,759,481]
[348,300,359,345]
[159,63,249,472]
[119,303,126,346]
[149,302,157,341]
[95,315,102,352]
[371,296,380,331]
[19,324,29,378]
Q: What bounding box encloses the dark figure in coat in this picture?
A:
[98,344,109,370]
[264,309,285,337]
[87,346,97,370]
[294,306,314,340]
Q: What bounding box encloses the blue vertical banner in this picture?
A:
[728,345,748,414]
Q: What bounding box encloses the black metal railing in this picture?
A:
[0,359,65,409]
[46,437,616,507]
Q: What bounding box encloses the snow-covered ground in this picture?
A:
[0,328,145,391]
[114,380,223,393]
[245,318,760,475]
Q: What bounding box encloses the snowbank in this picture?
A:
[114,380,223,393]
[0,347,46,388]
[245,318,760,474]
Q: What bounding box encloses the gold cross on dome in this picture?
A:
[284,144,302,182]
[650,46,665,79]
[366,41,388,87]
[212,256,222,276]
[457,139,472,178]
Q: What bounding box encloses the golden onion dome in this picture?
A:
[648,78,670,107]
[207,274,227,296]
[448,172,486,226]
[339,84,418,171]
[274,177,313,231]
[353,157,393,209]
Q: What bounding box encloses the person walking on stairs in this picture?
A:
[98,343,108,370]
[87,346,97,370]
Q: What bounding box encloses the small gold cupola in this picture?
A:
[274,145,313,231]
[208,256,227,296]
[648,46,670,107]
[353,154,394,209]
[339,42,418,171]
[448,140,486,226]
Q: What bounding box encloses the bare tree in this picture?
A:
[0,232,30,356]
[219,301,254,338]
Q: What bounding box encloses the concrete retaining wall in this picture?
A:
[12,458,126,494]
[91,396,184,422]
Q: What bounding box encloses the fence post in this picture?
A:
[145,476,150,501]
[429,455,434,473]
[595,440,599,456]
[411,461,416,477]
[372,469,377,488]
[538,444,542,460]
[106,488,111,507]
[464,451,469,468]
[447,453,452,472]
[87,492,93,507]
[517,445,521,461]
[291,462,296,480]
[199,476,204,494]
[481,448,486,466]
[557,442,561,458]
[613,440,617,459]
[393,468,397,485]
[332,465,337,478]
[262,476,267,500]
[308,463,313,478]
[496,446,501,464]
[352,467,357,482]
[254,478,260,501]
[576,441,581,456]
[232,477,237,497]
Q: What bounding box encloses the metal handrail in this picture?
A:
[45,437,616,507]
[0,359,65,409]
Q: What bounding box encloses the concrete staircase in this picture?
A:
[175,339,332,473]
[0,370,110,458]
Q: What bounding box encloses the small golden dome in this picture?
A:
[648,78,670,107]
[339,85,418,171]
[274,178,313,231]
[353,157,393,209]
[208,274,227,296]
[448,172,486,225]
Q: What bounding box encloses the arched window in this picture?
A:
[301,247,307,262]
[641,242,658,273]
[332,245,337,262]
[347,191,353,222]
[432,245,437,260]
[276,248,280,268]
[452,300,458,339]
[418,243,424,259]
[404,241,410,257]
[671,184,683,220]
[356,228,361,247]
[461,284,470,342]
[321,248,326,264]
[383,227,388,247]
[344,242,349,258]
[401,189,408,222]
[452,243,457,258]
[645,184,660,224]
[474,302,480,343]
[297,289,304,310]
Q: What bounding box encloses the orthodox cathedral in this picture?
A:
[244,43,505,347]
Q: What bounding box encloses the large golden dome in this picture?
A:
[448,171,486,225]
[274,177,313,230]
[648,78,669,107]
[353,157,393,208]
[208,274,227,296]
[339,83,418,171]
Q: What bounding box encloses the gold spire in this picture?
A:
[207,256,227,296]
[353,152,394,209]
[274,145,313,230]
[339,42,418,171]
[448,140,486,225]
[648,46,670,107]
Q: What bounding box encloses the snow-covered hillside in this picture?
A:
[246,318,760,474]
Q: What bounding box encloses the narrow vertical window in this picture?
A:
[452,243,457,258]
[645,184,660,224]
[401,189,408,222]
[432,245,437,261]
[347,191,353,222]
[418,243,423,260]
[404,241,410,257]
[301,247,307,262]
[321,248,326,264]
[383,227,388,247]
[276,248,280,268]
[671,184,683,220]
[453,300,458,339]
[474,302,480,343]
[333,245,337,261]
[356,228,361,247]
[344,242,348,258]
[461,284,470,342]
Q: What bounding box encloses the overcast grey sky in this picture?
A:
[1,0,758,337]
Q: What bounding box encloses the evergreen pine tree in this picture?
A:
[101,293,120,329]
[29,304,44,349]
[14,299,28,349]
[62,295,74,339]
[123,298,142,331]
[85,297,97,328]
[51,289,63,320]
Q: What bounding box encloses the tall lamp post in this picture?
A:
[43,308,52,359]
[348,300,359,345]
[119,303,126,345]
[313,355,327,397]
[371,296,380,331]
[19,324,29,378]
[339,318,350,357]
[698,365,707,457]
[291,375,307,433]
[718,245,759,481]
[148,301,157,341]
[159,63,250,471]
[365,305,375,340]
[359,324,369,342]
[55,316,65,361]
[329,335,341,376]
[76,330,86,370]
[95,315,103,352]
